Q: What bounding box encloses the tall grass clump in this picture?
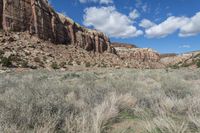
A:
[0,68,200,132]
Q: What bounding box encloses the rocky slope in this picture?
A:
[0,32,165,70]
[0,0,169,70]
[161,51,200,68]
[112,44,161,62]
[0,0,113,53]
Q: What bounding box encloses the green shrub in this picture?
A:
[1,57,13,67]
[34,57,41,63]
[62,73,80,79]
[51,62,59,69]
[76,61,81,65]
[68,60,73,65]
[101,63,107,68]
[21,60,28,68]
[196,60,200,68]
[43,56,47,61]
[170,64,179,69]
[10,55,21,62]
[59,62,66,68]
[85,62,91,67]
[182,63,190,67]
[0,50,4,57]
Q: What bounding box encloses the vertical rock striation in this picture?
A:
[0,0,113,53]
[0,0,3,29]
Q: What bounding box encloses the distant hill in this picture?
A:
[111,42,137,49]
[161,51,200,68]
[160,53,178,58]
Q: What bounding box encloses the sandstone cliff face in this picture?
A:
[0,0,3,29]
[112,44,160,62]
[0,0,112,53]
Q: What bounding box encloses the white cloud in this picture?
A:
[145,16,189,38]
[179,12,200,37]
[79,0,113,4]
[129,9,140,20]
[139,19,155,28]
[99,0,113,4]
[142,3,148,12]
[179,45,191,48]
[83,6,143,38]
[143,11,200,38]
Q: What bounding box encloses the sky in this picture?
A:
[49,0,200,54]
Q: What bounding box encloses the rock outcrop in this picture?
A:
[161,51,200,68]
[0,32,165,69]
[111,42,137,49]
[160,53,177,58]
[112,44,160,62]
[0,0,112,53]
[0,0,166,69]
[0,0,3,29]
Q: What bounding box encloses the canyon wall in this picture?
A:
[0,0,3,29]
[0,0,163,64]
[113,46,160,62]
[0,0,112,53]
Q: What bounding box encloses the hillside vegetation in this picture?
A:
[0,68,200,133]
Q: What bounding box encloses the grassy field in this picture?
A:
[0,68,200,133]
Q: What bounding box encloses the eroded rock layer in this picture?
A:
[0,0,112,53]
[113,45,160,62]
[161,51,200,68]
[111,42,137,49]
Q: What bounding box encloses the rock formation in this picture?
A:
[112,44,160,62]
[160,53,177,58]
[0,0,112,53]
[0,0,167,69]
[0,0,3,29]
[161,51,200,68]
[111,42,137,49]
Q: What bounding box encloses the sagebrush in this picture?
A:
[0,68,200,133]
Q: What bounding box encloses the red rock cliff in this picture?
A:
[0,0,112,53]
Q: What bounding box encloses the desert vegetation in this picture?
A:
[0,68,200,133]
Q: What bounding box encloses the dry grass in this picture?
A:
[0,68,200,133]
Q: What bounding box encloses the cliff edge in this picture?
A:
[0,0,113,53]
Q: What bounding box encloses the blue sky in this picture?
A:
[50,0,200,53]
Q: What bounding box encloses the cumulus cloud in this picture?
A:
[83,6,143,38]
[179,12,200,37]
[139,19,155,28]
[129,9,140,20]
[143,11,200,38]
[145,16,189,38]
[79,0,113,4]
